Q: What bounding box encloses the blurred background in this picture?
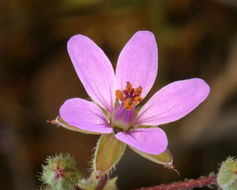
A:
[0,0,237,189]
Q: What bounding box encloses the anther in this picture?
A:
[115,81,143,111]
[125,82,133,93]
[115,90,124,101]
[134,86,142,96]
[123,98,132,111]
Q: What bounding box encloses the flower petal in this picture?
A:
[67,35,116,112]
[116,31,158,98]
[59,98,112,134]
[55,116,101,135]
[136,78,210,126]
[115,128,167,155]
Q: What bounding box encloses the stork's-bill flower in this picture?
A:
[56,31,210,173]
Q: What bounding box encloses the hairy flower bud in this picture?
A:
[217,157,237,190]
[40,154,81,190]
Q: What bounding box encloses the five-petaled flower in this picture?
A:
[56,31,210,155]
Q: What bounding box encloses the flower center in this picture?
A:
[115,82,143,111]
[111,82,143,132]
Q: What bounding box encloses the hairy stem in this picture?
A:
[95,174,109,190]
[135,175,217,190]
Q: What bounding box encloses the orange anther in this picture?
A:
[135,96,143,102]
[134,86,142,96]
[123,98,138,111]
[123,98,131,110]
[129,99,137,110]
[133,97,140,104]
[116,81,143,111]
[125,82,133,93]
[115,90,125,101]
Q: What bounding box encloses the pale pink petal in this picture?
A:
[116,31,158,98]
[59,98,112,134]
[115,128,167,155]
[136,78,210,126]
[67,35,115,112]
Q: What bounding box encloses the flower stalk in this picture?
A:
[95,174,109,190]
[134,175,217,190]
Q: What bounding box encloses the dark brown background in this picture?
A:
[0,0,237,189]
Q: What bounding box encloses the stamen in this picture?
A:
[123,100,135,111]
[115,90,124,101]
[123,98,132,110]
[134,86,142,96]
[115,82,143,111]
[134,96,143,102]
[125,82,133,93]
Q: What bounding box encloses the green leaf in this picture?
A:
[55,116,100,134]
[94,133,126,173]
[129,146,175,169]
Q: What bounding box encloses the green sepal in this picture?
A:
[129,146,176,170]
[94,133,126,173]
[55,116,100,134]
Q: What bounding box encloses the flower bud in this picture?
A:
[217,157,237,190]
[41,154,81,190]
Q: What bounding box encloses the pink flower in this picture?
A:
[58,31,210,155]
